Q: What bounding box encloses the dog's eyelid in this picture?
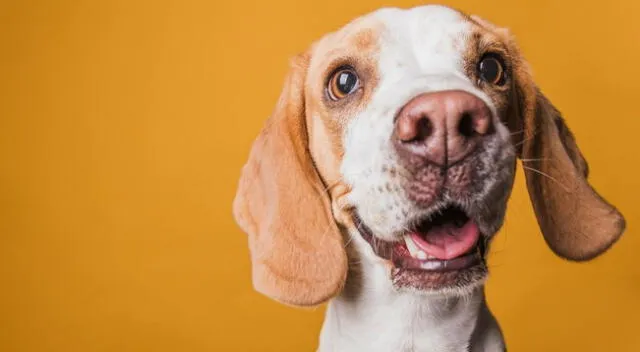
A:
[474,38,510,67]
[324,58,359,83]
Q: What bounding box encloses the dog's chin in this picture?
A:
[353,203,494,296]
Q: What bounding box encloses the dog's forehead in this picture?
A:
[311,5,472,67]
[371,6,474,79]
[373,5,471,54]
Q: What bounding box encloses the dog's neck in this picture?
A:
[317,243,505,352]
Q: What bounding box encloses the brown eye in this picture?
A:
[478,55,506,85]
[327,68,359,101]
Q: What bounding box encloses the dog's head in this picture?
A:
[233,5,626,306]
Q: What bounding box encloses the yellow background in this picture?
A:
[1,0,638,351]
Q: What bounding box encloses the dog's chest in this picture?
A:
[320,294,478,352]
[398,311,475,352]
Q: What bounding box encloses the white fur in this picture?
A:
[342,6,506,239]
[321,6,509,351]
[318,230,505,352]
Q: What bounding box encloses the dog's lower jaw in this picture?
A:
[317,236,505,352]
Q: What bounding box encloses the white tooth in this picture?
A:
[404,234,420,257]
[416,251,427,260]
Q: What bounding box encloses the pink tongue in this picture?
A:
[409,220,479,260]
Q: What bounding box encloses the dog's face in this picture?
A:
[308,7,517,294]
[233,5,625,306]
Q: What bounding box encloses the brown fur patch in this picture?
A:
[233,18,384,306]
[466,14,626,261]
[461,19,513,122]
[351,27,377,51]
[304,18,382,198]
[232,52,348,307]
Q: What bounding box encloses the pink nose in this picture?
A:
[393,90,493,165]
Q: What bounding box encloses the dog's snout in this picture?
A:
[394,90,493,165]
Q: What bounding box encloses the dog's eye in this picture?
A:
[477,55,506,85]
[327,68,359,101]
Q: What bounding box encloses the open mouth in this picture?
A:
[354,204,485,272]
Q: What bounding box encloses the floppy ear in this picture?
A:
[514,57,626,261]
[232,53,348,306]
[472,14,626,261]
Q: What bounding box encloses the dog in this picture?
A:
[232,5,626,351]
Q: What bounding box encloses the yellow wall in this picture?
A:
[1,0,638,351]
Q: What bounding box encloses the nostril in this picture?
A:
[396,114,433,143]
[414,116,433,141]
[458,112,475,137]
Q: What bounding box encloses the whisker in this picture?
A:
[342,217,365,249]
[343,231,356,248]
[522,165,570,192]
[322,179,343,193]
[520,158,550,162]
[513,128,540,148]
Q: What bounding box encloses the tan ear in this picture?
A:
[472,14,626,260]
[232,53,347,306]
[516,72,626,261]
